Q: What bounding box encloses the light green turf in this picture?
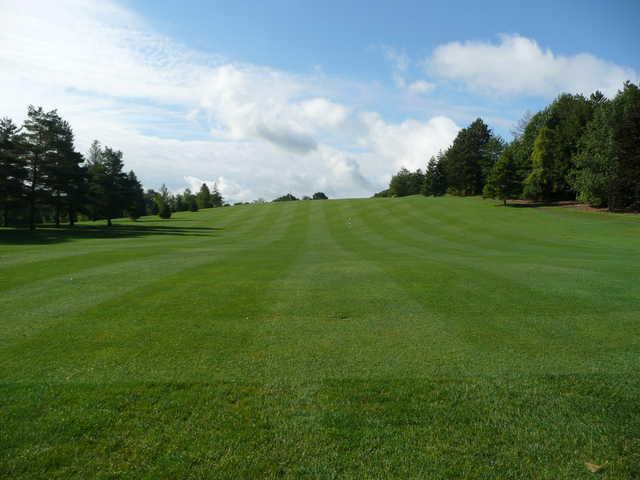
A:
[1,196,639,478]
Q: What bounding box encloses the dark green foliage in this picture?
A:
[144,189,159,215]
[483,145,522,205]
[372,189,390,198]
[21,106,56,230]
[388,167,424,197]
[440,118,502,196]
[87,145,129,226]
[156,184,172,219]
[211,184,223,207]
[523,94,594,200]
[196,183,213,208]
[183,188,198,212]
[125,171,146,220]
[0,118,27,226]
[571,82,640,210]
[273,193,299,202]
[312,192,328,200]
[422,154,447,196]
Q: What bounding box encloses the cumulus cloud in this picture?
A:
[0,0,462,201]
[359,113,459,172]
[428,34,638,97]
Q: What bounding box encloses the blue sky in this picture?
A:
[2,0,639,200]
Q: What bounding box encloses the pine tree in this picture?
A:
[156,184,172,219]
[87,145,128,226]
[211,183,223,207]
[440,118,501,196]
[125,171,146,220]
[197,183,213,208]
[22,106,58,230]
[0,118,27,226]
[422,154,447,196]
[483,146,522,206]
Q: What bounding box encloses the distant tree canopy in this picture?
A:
[0,105,225,228]
[273,193,299,202]
[376,81,640,212]
[312,192,328,200]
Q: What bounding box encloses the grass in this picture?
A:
[1,195,639,479]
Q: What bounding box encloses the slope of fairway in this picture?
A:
[1,196,639,479]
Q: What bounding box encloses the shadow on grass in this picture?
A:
[505,200,580,209]
[0,223,222,245]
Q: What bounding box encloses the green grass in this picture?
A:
[1,196,639,479]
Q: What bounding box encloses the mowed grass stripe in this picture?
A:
[0,196,639,478]
[0,203,281,346]
[0,201,311,382]
[329,198,639,375]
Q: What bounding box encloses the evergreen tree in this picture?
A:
[183,188,198,211]
[197,183,213,208]
[87,146,128,226]
[440,118,501,195]
[422,154,447,196]
[41,115,84,226]
[211,183,223,207]
[389,168,424,197]
[144,189,159,215]
[523,126,556,200]
[0,118,27,226]
[125,171,146,220]
[156,184,172,218]
[483,146,522,206]
[22,106,58,230]
[571,99,616,208]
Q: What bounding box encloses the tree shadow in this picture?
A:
[0,223,222,245]
[505,200,580,209]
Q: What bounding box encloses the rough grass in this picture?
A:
[1,196,639,479]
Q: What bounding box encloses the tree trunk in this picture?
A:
[3,204,8,227]
[107,217,112,227]
[29,156,38,231]
[503,199,507,207]
[68,206,75,226]
[55,193,60,227]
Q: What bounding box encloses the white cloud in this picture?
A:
[359,113,459,172]
[0,0,462,201]
[408,81,435,94]
[428,34,638,97]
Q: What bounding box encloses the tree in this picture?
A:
[389,167,424,197]
[40,115,84,226]
[211,183,223,207]
[183,188,198,211]
[422,154,447,196]
[312,192,328,200]
[87,145,128,226]
[523,126,556,200]
[571,99,615,208]
[0,118,27,226]
[273,193,298,202]
[572,82,640,210]
[156,184,172,218]
[125,171,146,220]
[483,146,522,206]
[196,183,213,208]
[440,118,501,196]
[21,106,57,230]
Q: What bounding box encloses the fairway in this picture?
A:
[1,196,639,478]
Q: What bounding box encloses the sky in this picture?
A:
[1,0,639,202]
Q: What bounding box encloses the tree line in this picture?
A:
[0,106,224,229]
[377,81,640,211]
